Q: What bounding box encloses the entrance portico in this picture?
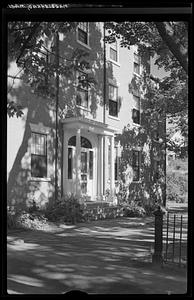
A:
[61,117,118,201]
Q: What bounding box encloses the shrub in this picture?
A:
[7,209,18,229]
[45,194,86,224]
[166,171,188,203]
[121,202,146,217]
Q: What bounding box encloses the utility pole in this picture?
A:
[55,32,59,201]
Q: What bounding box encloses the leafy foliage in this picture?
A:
[8,22,96,117]
[105,21,188,73]
[105,21,188,151]
[45,194,86,224]
[122,202,146,217]
[166,159,188,203]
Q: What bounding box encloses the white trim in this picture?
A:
[29,123,50,182]
[77,40,91,50]
[76,105,90,112]
[29,122,51,134]
[76,22,91,50]
[108,59,121,67]
[133,72,141,78]
[132,122,141,127]
[29,177,51,182]
[108,115,120,121]
[108,39,120,65]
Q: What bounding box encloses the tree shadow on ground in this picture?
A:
[7,217,187,295]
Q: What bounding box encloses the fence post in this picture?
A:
[152,205,165,265]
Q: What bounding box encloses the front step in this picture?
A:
[85,201,112,208]
[82,201,123,222]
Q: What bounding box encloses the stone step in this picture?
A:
[85,201,111,208]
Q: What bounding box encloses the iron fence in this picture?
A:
[163,212,188,267]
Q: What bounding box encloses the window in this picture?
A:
[31,132,47,178]
[76,71,88,108]
[68,148,73,179]
[134,53,140,75]
[108,143,119,181]
[110,40,118,62]
[109,84,118,117]
[132,95,140,124]
[78,22,89,45]
[132,150,140,181]
[89,151,93,179]
[115,147,119,181]
[68,136,92,148]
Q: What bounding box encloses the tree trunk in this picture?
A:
[155,22,188,74]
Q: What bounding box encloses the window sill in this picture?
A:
[133,72,141,78]
[132,122,141,127]
[76,105,90,112]
[108,59,120,67]
[77,40,91,50]
[108,115,120,121]
[29,177,51,182]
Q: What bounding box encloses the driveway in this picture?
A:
[7,216,187,294]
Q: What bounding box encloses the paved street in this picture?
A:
[7,215,187,294]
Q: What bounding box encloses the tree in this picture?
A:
[7,22,95,117]
[105,21,188,154]
[105,21,188,74]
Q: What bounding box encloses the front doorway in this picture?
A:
[68,135,94,197]
[81,149,93,195]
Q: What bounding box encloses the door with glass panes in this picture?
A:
[81,148,93,196]
[68,135,94,196]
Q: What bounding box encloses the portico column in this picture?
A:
[100,135,104,196]
[110,135,115,198]
[104,136,109,195]
[97,135,103,197]
[76,128,81,196]
[63,128,68,196]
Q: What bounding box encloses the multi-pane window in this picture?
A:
[110,41,118,62]
[115,147,119,181]
[68,148,73,179]
[134,53,140,75]
[31,132,47,178]
[108,144,119,181]
[76,71,88,108]
[78,22,89,45]
[132,95,140,124]
[89,151,93,179]
[132,150,140,181]
[109,84,118,117]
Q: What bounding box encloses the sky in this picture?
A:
[150,56,170,79]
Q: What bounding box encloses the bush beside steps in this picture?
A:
[7,196,148,230]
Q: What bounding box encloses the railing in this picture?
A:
[163,212,188,267]
[152,206,188,267]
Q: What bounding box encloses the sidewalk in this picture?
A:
[7,217,187,294]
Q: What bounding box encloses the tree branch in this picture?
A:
[16,22,41,64]
[154,22,188,74]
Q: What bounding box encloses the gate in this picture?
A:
[163,212,188,267]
